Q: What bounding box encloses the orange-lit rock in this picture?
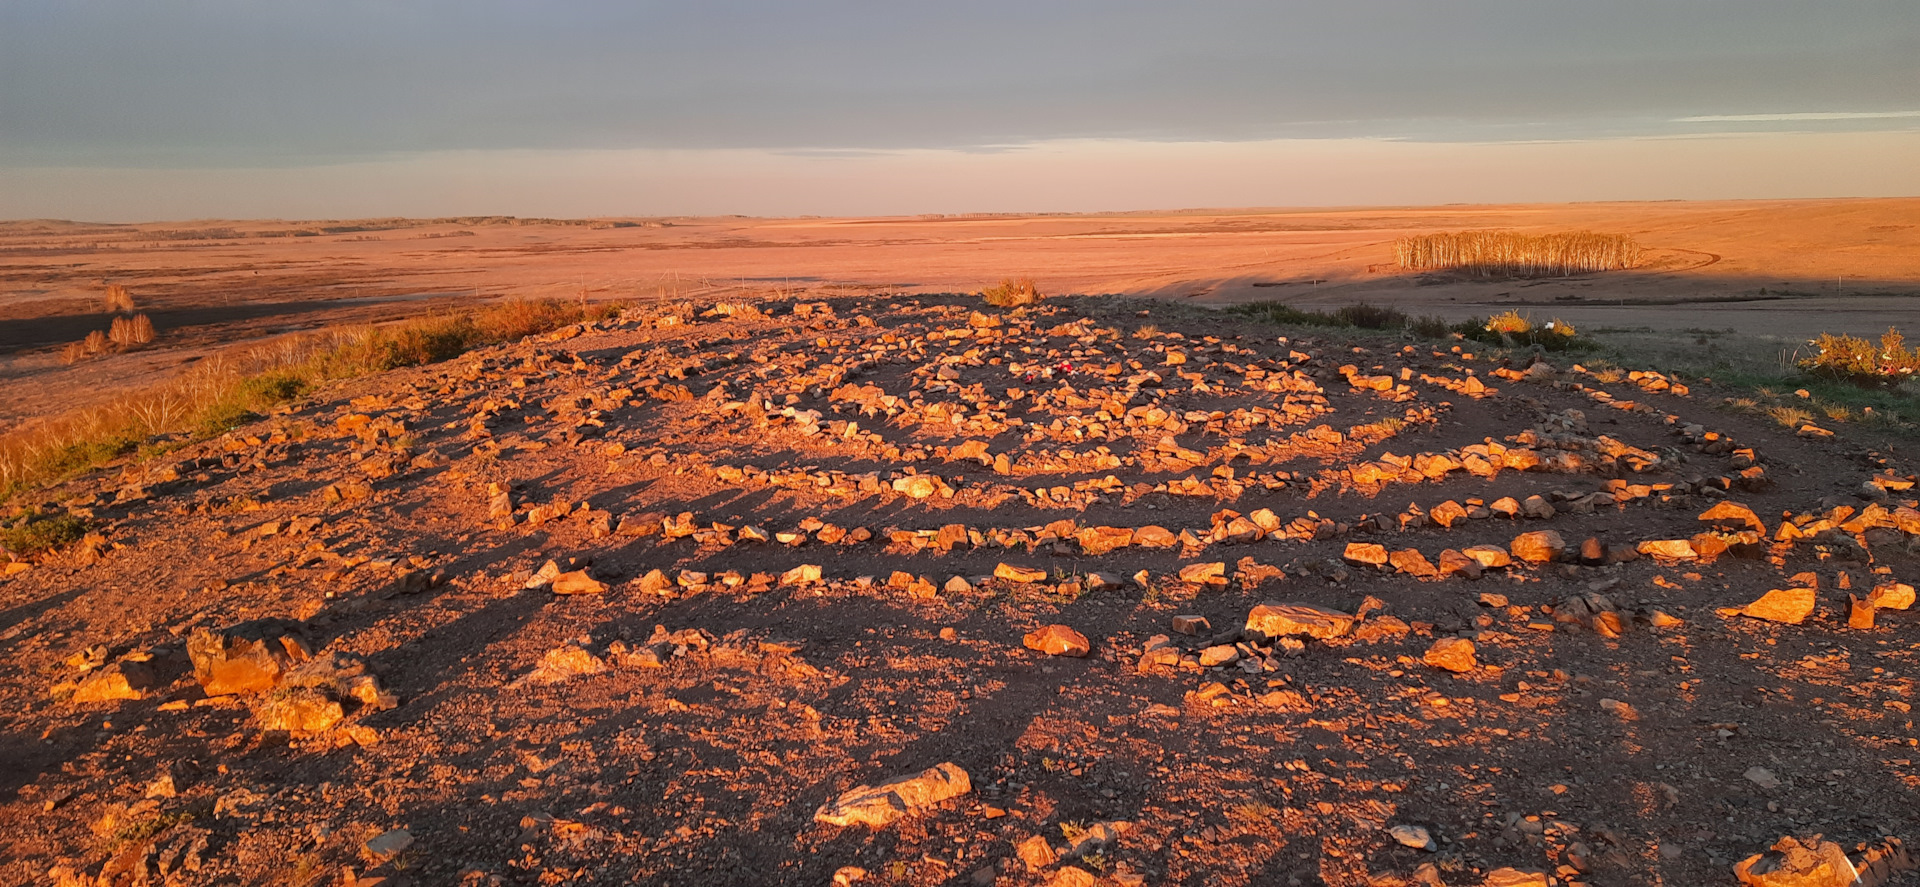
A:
[1700,501,1766,532]
[1390,549,1438,577]
[814,762,972,827]
[1016,834,1057,869]
[1178,562,1227,585]
[995,563,1048,583]
[1246,602,1354,641]
[1024,624,1091,657]
[1423,638,1477,673]
[253,688,343,733]
[1076,525,1133,555]
[1869,582,1915,610]
[1733,834,1857,887]
[1637,539,1696,560]
[1171,615,1210,636]
[1343,542,1389,567]
[1436,549,1482,579]
[187,624,311,697]
[1737,588,1817,625]
[1509,531,1567,563]
[550,569,607,595]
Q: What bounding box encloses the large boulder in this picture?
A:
[186,622,312,697]
[1733,835,1859,887]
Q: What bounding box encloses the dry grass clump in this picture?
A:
[980,277,1041,307]
[66,285,158,362]
[103,284,137,313]
[108,314,157,348]
[1395,231,1641,278]
[1798,327,1919,389]
[2,298,621,502]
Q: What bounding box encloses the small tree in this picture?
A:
[104,284,137,313]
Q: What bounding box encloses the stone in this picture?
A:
[1132,526,1178,548]
[1599,698,1639,720]
[70,662,157,703]
[1171,615,1211,636]
[1429,500,1469,528]
[1481,869,1549,887]
[1198,644,1239,667]
[550,570,607,595]
[524,559,564,589]
[1701,501,1767,532]
[1422,638,1477,673]
[1390,824,1436,851]
[1017,834,1058,869]
[1578,537,1606,565]
[781,564,823,585]
[1739,588,1816,625]
[1509,531,1567,564]
[892,475,944,499]
[1733,835,1858,887]
[814,762,972,827]
[187,623,311,696]
[253,689,344,733]
[1869,582,1915,610]
[1063,821,1127,858]
[525,645,608,684]
[1462,545,1513,569]
[1638,539,1698,561]
[1351,614,1410,643]
[1743,766,1781,789]
[1437,549,1482,579]
[1024,625,1091,657]
[363,828,414,861]
[1048,869,1096,887]
[1850,595,1877,629]
[1389,549,1438,577]
[1342,542,1389,567]
[995,563,1049,583]
[1076,526,1133,555]
[1245,602,1354,641]
[1177,562,1227,585]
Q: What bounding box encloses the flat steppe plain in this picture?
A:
[3,197,1919,428]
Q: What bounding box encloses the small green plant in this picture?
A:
[2,511,90,558]
[980,277,1041,307]
[1333,303,1408,330]
[1798,328,1920,389]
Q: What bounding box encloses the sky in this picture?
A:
[1,0,1916,220]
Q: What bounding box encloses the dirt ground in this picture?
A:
[1,292,1916,887]
[4,198,1918,430]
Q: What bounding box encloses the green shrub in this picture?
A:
[2,511,90,557]
[1452,311,1587,352]
[1333,303,1408,330]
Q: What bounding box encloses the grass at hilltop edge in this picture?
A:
[0,299,623,508]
